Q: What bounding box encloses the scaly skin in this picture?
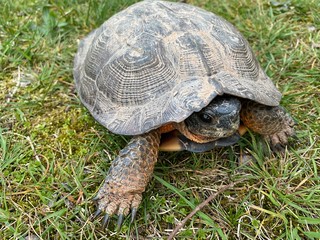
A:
[240,101,295,149]
[94,130,161,226]
[93,101,295,228]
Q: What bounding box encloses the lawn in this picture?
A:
[1,0,319,239]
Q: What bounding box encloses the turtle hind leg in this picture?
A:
[93,130,161,228]
[240,101,295,150]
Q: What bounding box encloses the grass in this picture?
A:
[0,0,319,239]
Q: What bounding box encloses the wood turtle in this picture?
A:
[74,0,295,228]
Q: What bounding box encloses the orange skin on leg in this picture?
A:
[94,100,294,226]
[240,101,295,147]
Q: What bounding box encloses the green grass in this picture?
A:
[1,0,319,239]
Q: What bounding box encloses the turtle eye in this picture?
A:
[199,113,212,123]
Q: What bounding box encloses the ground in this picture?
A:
[0,0,319,239]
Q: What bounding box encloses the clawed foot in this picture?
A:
[90,131,161,229]
[264,115,296,152]
[91,188,142,229]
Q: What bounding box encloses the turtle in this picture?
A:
[74,0,295,228]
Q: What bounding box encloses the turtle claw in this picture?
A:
[92,195,100,202]
[271,143,285,153]
[93,182,143,229]
[117,214,125,230]
[93,192,141,229]
[96,209,136,230]
[92,209,102,220]
[102,214,110,229]
[131,208,138,223]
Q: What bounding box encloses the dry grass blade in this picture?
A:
[168,180,243,240]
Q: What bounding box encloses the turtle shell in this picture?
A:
[74,0,281,136]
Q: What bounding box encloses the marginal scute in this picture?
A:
[74,0,282,135]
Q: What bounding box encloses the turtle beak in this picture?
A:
[159,125,248,152]
[159,130,184,151]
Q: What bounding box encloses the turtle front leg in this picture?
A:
[93,130,161,228]
[240,101,295,150]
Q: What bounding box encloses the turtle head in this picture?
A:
[183,96,241,142]
[159,96,243,152]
